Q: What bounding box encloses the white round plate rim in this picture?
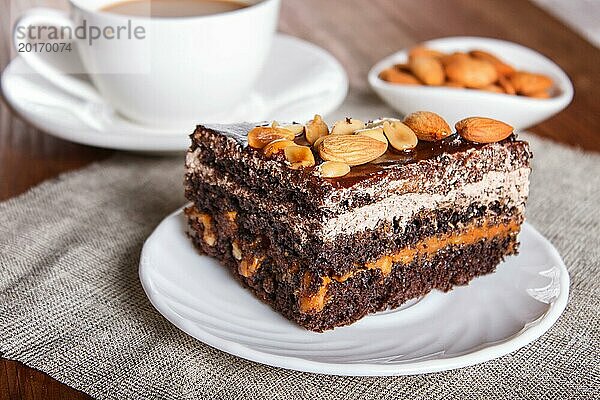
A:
[0,34,348,152]
[140,208,569,376]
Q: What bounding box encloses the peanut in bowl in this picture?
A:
[368,36,573,130]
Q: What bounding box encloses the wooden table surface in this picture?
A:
[1,0,599,398]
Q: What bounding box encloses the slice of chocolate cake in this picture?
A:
[184,112,531,332]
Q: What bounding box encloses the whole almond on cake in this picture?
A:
[403,111,452,141]
[318,135,387,166]
[456,117,514,143]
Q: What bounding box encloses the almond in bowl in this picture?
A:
[379,46,554,99]
[368,37,574,130]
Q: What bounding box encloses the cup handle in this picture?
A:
[13,7,103,103]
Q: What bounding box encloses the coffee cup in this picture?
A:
[13,0,281,128]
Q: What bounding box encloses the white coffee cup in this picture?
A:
[13,0,281,128]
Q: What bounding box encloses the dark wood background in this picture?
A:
[1,0,599,398]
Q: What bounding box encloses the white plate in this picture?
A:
[368,36,573,130]
[0,34,348,152]
[139,208,569,376]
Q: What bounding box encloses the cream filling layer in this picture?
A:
[322,167,530,239]
[185,156,529,243]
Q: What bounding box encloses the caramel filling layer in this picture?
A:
[185,207,217,247]
[299,220,520,313]
[186,206,268,278]
[186,206,520,315]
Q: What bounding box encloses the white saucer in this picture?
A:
[0,34,348,152]
[139,209,570,376]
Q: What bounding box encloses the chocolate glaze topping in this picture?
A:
[332,134,513,188]
[196,122,519,190]
[300,131,517,188]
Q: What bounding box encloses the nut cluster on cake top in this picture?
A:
[246,112,514,178]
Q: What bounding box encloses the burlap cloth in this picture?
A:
[1,97,598,399]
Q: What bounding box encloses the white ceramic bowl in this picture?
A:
[368,36,573,130]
